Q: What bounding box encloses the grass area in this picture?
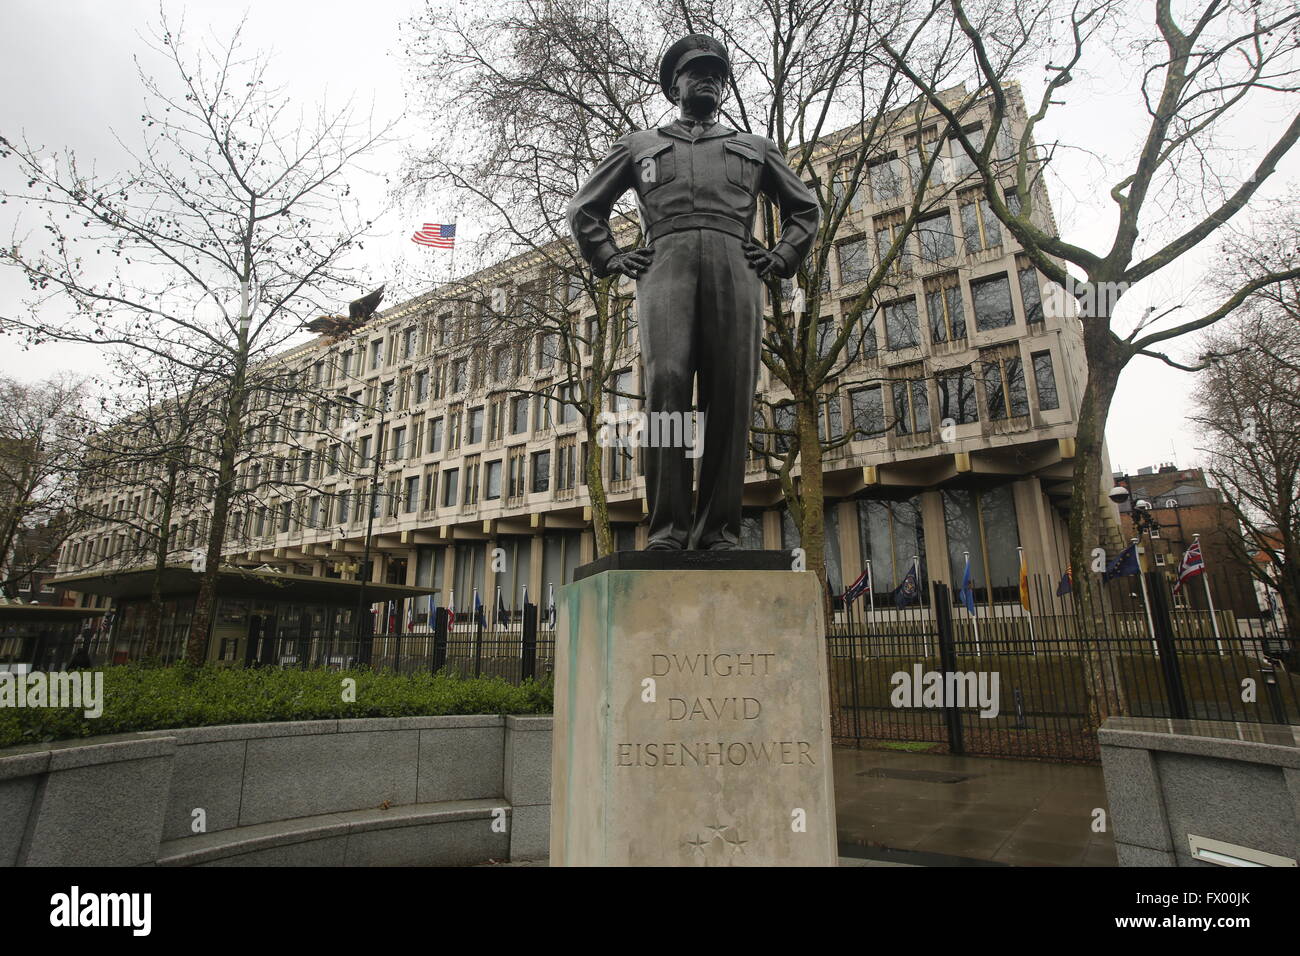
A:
[0,664,553,749]
[880,741,940,752]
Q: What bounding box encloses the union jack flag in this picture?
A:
[1173,540,1205,594]
[412,222,456,249]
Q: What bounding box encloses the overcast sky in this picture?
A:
[2,0,1296,478]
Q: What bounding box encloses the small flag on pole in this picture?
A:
[1056,565,1073,596]
[1102,544,1140,582]
[892,558,921,608]
[546,583,556,628]
[1173,540,1205,594]
[1018,549,1031,611]
[842,565,872,606]
[412,223,456,249]
[959,555,976,617]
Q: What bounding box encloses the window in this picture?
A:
[559,383,579,424]
[874,215,911,274]
[772,402,796,453]
[609,440,634,483]
[837,236,872,286]
[904,126,946,188]
[391,426,406,461]
[507,448,527,499]
[856,497,927,602]
[818,393,843,443]
[359,434,373,466]
[531,450,551,493]
[982,352,1029,420]
[868,153,904,203]
[485,460,502,500]
[937,367,979,424]
[404,475,419,513]
[442,469,459,508]
[468,406,485,444]
[1032,351,1059,411]
[556,440,578,490]
[451,358,468,394]
[942,485,1020,604]
[816,318,835,361]
[916,210,956,262]
[415,369,429,403]
[403,327,416,360]
[1018,260,1044,324]
[925,273,967,344]
[428,417,443,454]
[448,407,463,450]
[538,332,560,370]
[883,297,920,351]
[488,397,506,443]
[960,191,1002,252]
[337,491,350,525]
[972,274,1015,332]
[844,297,877,360]
[510,395,528,435]
[892,373,931,436]
[369,339,382,371]
[849,386,885,438]
[493,346,513,383]
[422,468,438,512]
[609,369,634,412]
[340,349,353,378]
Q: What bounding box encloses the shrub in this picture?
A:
[0,665,553,748]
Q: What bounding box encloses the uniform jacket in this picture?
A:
[568,120,820,279]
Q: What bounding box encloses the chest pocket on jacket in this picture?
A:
[635,142,675,191]
[724,139,762,191]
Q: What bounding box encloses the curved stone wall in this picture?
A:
[0,715,552,867]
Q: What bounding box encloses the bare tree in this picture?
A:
[1192,209,1300,648]
[0,374,91,599]
[403,0,664,555]
[885,0,1300,716]
[0,15,393,663]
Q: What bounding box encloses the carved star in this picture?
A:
[706,823,728,840]
[723,830,748,855]
[686,834,709,856]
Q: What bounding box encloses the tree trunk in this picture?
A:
[143,462,179,656]
[1068,318,1129,723]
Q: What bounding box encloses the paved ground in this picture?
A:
[833,746,1117,866]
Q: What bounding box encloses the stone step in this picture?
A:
[156,798,510,867]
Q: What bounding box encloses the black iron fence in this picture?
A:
[10,603,557,686]
[827,572,1299,762]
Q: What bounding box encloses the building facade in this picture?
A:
[58,89,1120,624]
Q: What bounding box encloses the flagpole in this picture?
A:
[495,585,502,631]
[866,559,874,615]
[963,551,981,656]
[1133,537,1158,648]
[1195,534,1223,653]
[448,589,455,630]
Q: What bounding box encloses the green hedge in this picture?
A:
[0,665,553,749]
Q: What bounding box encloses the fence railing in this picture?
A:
[827,573,1299,762]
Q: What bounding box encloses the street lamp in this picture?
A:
[338,392,389,664]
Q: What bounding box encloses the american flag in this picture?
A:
[412,222,456,249]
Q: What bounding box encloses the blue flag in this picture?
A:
[1056,566,1073,596]
[474,590,487,628]
[959,556,976,617]
[1103,545,1140,582]
[892,560,921,608]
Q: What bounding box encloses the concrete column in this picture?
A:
[919,490,949,585]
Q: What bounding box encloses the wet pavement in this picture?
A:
[834,746,1117,867]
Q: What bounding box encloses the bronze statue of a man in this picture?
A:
[568,34,819,551]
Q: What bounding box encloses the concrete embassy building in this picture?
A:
[57,88,1117,645]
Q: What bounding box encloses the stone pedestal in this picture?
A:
[550,567,837,866]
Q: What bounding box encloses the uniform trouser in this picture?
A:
[635,228,762,549]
